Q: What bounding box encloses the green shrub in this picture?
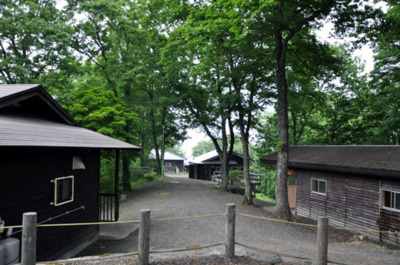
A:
[229,170,243,180]
[144,173,157,182]
[132,170,145,180]
[100,175,114,193]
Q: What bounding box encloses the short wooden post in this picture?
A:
[225,203,235,258]
[138,209,151,265]
[21,212,37,265]
[317,216,328,265]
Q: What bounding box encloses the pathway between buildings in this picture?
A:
[80,177,400,265]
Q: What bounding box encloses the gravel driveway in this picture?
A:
[79,177,400,264]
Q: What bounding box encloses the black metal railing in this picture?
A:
[99,193,119,222]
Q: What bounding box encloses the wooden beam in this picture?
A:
[115,149,120,221]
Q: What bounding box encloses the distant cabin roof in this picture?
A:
[0,84,141,150]
[261,145,400,178]
[191,150,243,165]
[149,150,185,161]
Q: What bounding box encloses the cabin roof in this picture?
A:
[261,145,400,178]
[0,84,141,150]
[149,150,185,161]
[191,150,243,165]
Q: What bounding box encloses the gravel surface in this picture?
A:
[76,176,400,265]
[42,254,300,265]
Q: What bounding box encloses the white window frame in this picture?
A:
[381,189,400,213]
[165,162,172,167]
[51,175,74,206]
[311,178,327,196]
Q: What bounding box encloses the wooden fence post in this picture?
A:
[225,203,235,258]
[317,216,328,265]
[139,209,151,265]
[21,212,37,265]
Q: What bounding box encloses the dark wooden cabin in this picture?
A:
[0,84,141,261]
[189,151,244,181]
[262,145,400,245]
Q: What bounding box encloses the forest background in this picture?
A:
[1,0,399,218]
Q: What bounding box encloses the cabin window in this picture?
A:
[311,179,326,195]
[52,176,74,206]
[165,162,172,167]
[382,190,400,211]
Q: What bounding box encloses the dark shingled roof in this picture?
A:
[261,145,400,178]
[0,84,141,150]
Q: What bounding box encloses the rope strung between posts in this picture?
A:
[238,213,317,228]
[1,212,395,235]
[0,213,224,230]
[237,212,398,234]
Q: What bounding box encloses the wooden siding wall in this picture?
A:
[296,169,380,240]
[0,148,100,261]
[380,179,400,245]
[164,160,184,172]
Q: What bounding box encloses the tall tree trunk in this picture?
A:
[241,134,252,205]
[274,29,293,221]
[150,108,161,174]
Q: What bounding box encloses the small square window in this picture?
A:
[382,190,400,211]
[165,162,172,167]
[52,176,74,206]
[311,179,326,195]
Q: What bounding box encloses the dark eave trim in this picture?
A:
[262,158,400,179]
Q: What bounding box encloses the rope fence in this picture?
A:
[1,212,394,234]
[4,206,394,265]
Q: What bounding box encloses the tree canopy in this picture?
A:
[1,0,398,205]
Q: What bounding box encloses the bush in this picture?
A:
[129,172,161,190]
[144,173,158,182]
[132,170,145,180]
[229,170,243,180]
[100,175,114,193]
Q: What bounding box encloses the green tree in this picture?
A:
[0,0,71,84]
[192,140,216,157]
[369,1,400,144]
[238,0,380,220]
[64,0,186,187]
[163,1,238,190]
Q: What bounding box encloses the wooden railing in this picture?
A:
[99,193,119,222]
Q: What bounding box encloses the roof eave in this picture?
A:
[262,159,400,179]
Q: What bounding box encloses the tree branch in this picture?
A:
[284,0,334,46]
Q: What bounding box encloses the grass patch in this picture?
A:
[130,173,162,190]
[255,193,276,204]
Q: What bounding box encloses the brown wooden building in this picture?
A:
[262,146,400,245]
[0,84,141,261]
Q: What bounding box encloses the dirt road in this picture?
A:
[81,177,400,264]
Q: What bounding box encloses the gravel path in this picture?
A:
[78,177,400,264]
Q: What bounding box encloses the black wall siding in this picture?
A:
[0,148,100,261]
